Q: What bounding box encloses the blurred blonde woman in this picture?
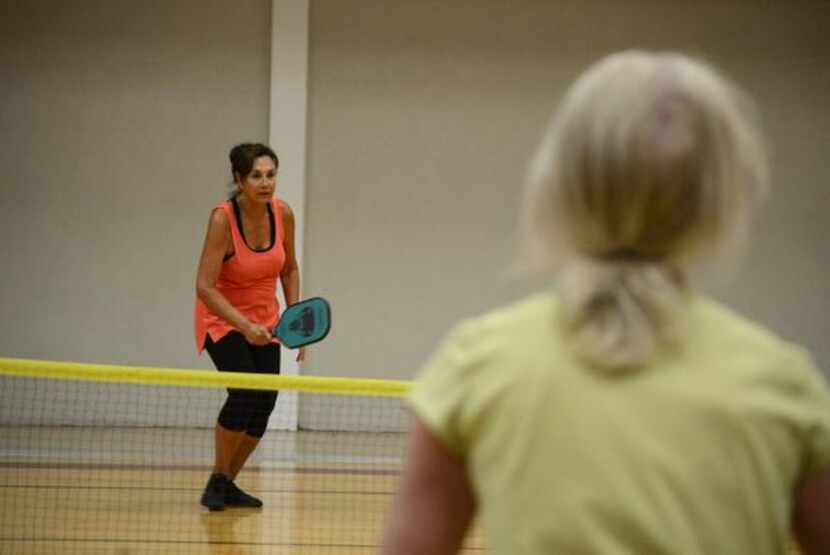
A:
[381,51,830,554]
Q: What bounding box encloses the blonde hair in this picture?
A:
[520,51,768,370]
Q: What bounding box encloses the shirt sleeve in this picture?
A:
[407,321,481,457]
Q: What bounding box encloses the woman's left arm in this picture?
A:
[279,199,304,361]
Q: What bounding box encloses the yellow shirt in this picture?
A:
[409,292,830,554]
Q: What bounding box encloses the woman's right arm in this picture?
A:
[195,208,271,345]
[380,419,475,555]
[793,468,830,554]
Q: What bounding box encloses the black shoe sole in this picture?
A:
[225,501,262,508]
[201,496,226,511]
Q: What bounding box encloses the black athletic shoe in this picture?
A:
[201,473,228,511]
[224,480,263,508]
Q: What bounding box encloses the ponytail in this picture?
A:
[558,258,686,370]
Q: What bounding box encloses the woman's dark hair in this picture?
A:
[229,143,279,181]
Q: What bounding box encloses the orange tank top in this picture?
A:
[194,197,285,352]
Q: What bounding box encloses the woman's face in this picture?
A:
[237,155,277,204]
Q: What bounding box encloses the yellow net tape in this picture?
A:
[0,357,411,398]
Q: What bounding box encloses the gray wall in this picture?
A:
[303,0,830,391]
[0,0,271,368]
[0,0,273,427]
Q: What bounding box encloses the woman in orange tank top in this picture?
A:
[194,143,303,511]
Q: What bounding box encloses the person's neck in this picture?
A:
[236,194,268,218]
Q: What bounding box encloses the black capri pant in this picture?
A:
[205,331,280,438]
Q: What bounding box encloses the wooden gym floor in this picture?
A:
[0,426,483,555]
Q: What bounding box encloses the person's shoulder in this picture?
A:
[691,295,817,382]
[276,198,293,217]
[447,292,559,359]
[694,296,797,353]
[468,292,557,333]
[208,201,231,228]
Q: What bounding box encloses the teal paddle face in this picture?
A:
[272,297,331,348]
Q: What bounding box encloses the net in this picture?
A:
[0,357,483,554]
